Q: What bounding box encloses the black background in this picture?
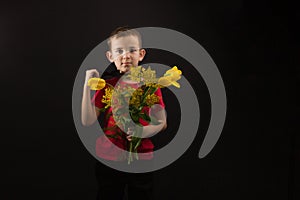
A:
[1,0,299,200]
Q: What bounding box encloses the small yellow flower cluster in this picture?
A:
[129,87,160,109]
[101,87,113,109]
[128,66,143,82]
[145,93,160,107]
[128,66,158,84]
[129,88,143,107]
[141,66,157,85]
[145,83,160,88]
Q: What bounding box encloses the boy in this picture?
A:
[81,26,167,200]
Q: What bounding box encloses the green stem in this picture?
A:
[128,142,133,164]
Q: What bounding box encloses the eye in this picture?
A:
[115,49,124,55]
[129,48,138,53]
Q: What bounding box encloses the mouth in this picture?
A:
[122,62,132,67]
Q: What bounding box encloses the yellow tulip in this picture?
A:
[158,66,182,88]
[158,77,180,88]
[165,66,182,76]
[87,78,106,90]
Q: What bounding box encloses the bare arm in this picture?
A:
[81,69,100,126]
[126,107,167,141]
[142,107,167,138]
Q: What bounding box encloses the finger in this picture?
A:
[127,127,135,134]
[93,70,100,77]
[87,69,100,78]
[127,135,132,141]
[90,70,100,78]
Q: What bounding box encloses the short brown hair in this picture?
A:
[107,26,142,50]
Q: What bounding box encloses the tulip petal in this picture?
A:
[158,77,172,87]
[88,78,106,90]
[171,81,180,88]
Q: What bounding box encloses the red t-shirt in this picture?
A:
[91,76,165,161]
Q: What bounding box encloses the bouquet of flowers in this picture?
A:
[88,66,182,164]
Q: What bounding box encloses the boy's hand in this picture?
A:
[126,127,134,141]
[85,69,100,86]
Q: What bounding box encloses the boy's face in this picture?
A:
[106,35,146,73]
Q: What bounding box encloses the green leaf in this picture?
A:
[98,108,107,113]
[142,86,150,99]
[105,134,118,139]
[140,112,151,122]
[104,112,113,120]
[149,86,158,94]
[131,113,139,123]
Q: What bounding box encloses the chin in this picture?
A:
[122,67,131,72]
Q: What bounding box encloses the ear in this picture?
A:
[106,51,114,62]
[139,48,146,61]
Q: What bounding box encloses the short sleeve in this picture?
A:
[154,88,165,108]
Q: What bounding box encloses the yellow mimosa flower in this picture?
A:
[101,87,113,108]
[128,66,142,82]
[87,78,106,90]
[145,93,160,107]
[142,66,157,84]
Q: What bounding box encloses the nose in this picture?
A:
[122,51,131,58]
